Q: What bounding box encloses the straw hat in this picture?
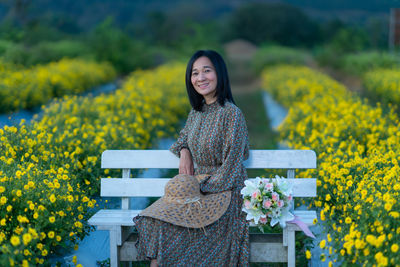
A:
[139,174,231,228]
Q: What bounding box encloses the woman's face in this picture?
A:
[191,56,218,104]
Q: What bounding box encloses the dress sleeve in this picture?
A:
[169,109,194,157]
[200,107,249,193]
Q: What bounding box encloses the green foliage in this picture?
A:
[0,40,91,66]
[0,43,30,65]
[0,39,15,55]
[86,17,159,73]
[27,40,92,65]
[340,51,400,76]
[251,45,311,74]
[224,3,321,47]
[315,27,370,68]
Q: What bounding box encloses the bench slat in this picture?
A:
[120,233,289,262]
[101,178,317,198]
[88,209,316,227]
[101,150,317,169]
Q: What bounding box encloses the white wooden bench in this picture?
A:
[88,150,317,267]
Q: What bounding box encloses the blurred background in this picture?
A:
[0,0,399,74]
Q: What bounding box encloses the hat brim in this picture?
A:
[139,190,231,228]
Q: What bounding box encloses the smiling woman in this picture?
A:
[132,50,251,267]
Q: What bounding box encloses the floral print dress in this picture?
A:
[133,100,250,266]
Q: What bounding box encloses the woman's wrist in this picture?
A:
[180,148,190,156]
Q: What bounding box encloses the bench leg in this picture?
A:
[287,230,295,267]
[110,227,121,267]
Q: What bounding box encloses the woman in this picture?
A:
[133,50,250,266]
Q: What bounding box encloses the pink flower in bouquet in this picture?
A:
[288,195,293,201]
[263,199,272,209]
[259,216,268,224]
[244,199,252,209]
[264,182,274,192]
[272,192,279,201]
[251,189,261,200]
[278,200,284,208]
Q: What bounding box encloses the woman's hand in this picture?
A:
[179,148,194,175]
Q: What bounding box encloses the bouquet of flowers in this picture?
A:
[241,175,294,230]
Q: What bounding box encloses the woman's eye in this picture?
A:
[192,72,198,76]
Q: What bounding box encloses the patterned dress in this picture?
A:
[133,100,250,266]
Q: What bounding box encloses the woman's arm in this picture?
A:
[179,148,194,175]
[170,109,195,175]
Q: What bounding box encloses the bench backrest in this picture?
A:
[100,150,317,209]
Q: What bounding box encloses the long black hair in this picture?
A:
[185,50,235,111]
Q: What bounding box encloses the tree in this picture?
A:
[225,2,321,47]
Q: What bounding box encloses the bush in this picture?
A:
[25,40,93,66]
[0,59,116,112]
[251,45,311,74]
[0,40,14,56]
[87,18,159,73]
[315,27,370,68]
[0,63,190,265]
[262,65,400,266]
[340,51,400,76]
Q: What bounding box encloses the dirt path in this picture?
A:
[317,65,364,94]
[224,39,261,95]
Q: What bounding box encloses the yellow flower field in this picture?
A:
[262,65,400,266]
[0,62,189,265]
[0,59,116,113]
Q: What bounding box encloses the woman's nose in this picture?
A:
[198,72,206,81]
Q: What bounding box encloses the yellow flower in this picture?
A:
[391,244,399,253]
[48,231,55,239]
[16,190,22,197]
[384,203,392,211]
[325,194,331,201]
[42,249,48,256]
[72,255,77,264]
[49,216,56,223]
[22,260,29,267]
[0,186,5,193]
[345,217,352,224]
[306,250,311,259]
[0,196,7,205]
[10,235,20,246]
[320,239,326,249]
[49,194,56,203]
[22,233,32,245]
